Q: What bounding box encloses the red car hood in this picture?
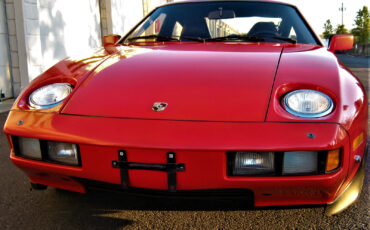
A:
[62,43,283,121]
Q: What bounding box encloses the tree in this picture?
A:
[323,19,334,39]
[335,24,349,34]
[351,6,370,45]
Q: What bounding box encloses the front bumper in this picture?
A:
[4,111,358,208]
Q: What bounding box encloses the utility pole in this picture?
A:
[339,2,346,25]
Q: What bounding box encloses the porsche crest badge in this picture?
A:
[152,102,168,112]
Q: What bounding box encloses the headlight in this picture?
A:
[283,151,318,175]
[29,83,72,109]
[283,89,334,118]
[231,151,275,176]
[46,141,80,166]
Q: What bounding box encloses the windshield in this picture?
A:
[123,1,319,45]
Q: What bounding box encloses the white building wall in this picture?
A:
[4,0,174,97]
[38,0,102,70]
[8,0,103,95]
[110,0,144,36]
[23,0,43,81]
[150,0,169,10]
[0,0,12,98]
[108,0,170,37]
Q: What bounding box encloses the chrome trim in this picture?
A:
[29,83,73,109]
[283,89,334,118]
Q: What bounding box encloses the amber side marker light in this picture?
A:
[353,133,364,150]
[326,149,340,172]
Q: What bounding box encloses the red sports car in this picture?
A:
[3,0,367,216]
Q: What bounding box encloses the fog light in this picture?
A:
[47,141,79,166]
[233,151,274,176]
[326,149,340,172]
[16,137,42,159]
[283,151,317,175]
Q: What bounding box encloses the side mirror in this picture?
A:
[103,34,121,47]
[328,35,354,53]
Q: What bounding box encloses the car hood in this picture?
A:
[62,43,283,121]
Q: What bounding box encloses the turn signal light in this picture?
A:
[352,133,364,150]
[326,149,340,172]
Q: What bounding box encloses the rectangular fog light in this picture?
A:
[16,137,42,159]
[233,151,275,176]
[283,151,318,175]
[47,141,79,166]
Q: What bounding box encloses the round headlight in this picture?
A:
[29,83,73,109]
[283,89,334,118]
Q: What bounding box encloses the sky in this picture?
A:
[282,0,368,35]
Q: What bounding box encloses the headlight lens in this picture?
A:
[283,151,318,175]
[47,141,79,166]
[283,89,334,118]
[232,151,275,176]
[29,83,72,109]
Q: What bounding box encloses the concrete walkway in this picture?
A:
[0,99,14,113]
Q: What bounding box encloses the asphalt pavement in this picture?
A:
[0,56,369,230]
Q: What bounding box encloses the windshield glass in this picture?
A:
[123,1,319,45]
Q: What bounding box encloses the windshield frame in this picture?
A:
[118,1,323,46]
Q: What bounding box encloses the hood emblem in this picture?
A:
[152,102,168,112]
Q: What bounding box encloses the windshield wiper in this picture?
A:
[205,34,297,44]
[126,34,296,44]
[206,35,265,42]
[127,34,180,42]
[271,36,297,44]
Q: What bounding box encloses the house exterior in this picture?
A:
[0,0,173,99]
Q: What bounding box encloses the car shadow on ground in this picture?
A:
[51,187,324,212]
